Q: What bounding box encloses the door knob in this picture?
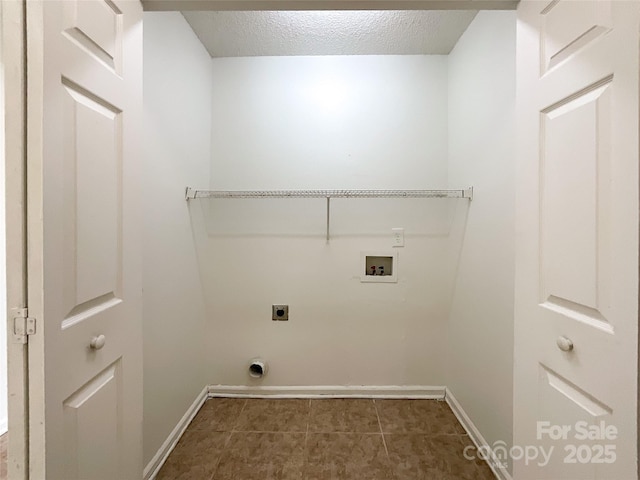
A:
[90,334,106,350]
[556,335,574,352]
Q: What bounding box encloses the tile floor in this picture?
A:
[0,433,6,480]
[157,398,496,480]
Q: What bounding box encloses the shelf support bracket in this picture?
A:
[326,197,331,244]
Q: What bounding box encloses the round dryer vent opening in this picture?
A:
[249,359,268,378]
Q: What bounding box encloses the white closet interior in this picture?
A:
[142,9,515,477]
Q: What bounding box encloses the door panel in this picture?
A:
[63,361,121,480]
[536,365,612,479]
[540,0,612,74]
[540,78,611,325]
[62,0,122,73]
[27,0,142,478]
[61,77,123,328]
[515,1,638,478]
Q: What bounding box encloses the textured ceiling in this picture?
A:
[182,10,478,57]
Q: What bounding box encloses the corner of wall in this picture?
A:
[446,9,516,475]
[142,11,213,467]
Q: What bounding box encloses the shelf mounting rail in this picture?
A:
[185,187,473,242]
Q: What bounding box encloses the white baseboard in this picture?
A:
[208,384,446,399]
[0,416,7,436]
[144,386,209,480]
[445,388,512,480]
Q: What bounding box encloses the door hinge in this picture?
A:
[13,308,36,344]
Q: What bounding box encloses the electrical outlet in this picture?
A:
[392,228,404,247]
[272,305,289,321]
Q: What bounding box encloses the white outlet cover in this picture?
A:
[392,228,404,247]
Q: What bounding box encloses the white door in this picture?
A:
[514,1,639,478]
[26,0,143,478]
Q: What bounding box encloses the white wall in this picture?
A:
[199,55,452,387]
[209,56,448,190]
[142,12,211,466]
[447,10,516,472]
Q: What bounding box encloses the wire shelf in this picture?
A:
[185,186,473,242]
[185,187,473,200]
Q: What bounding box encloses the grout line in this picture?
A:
[232,398,248,431]
[304,399,312,468]
[223,429,309,434]
[372,399,390,458]
[208,399,247,480]
[225,429,384,434]
[223,429,385,434]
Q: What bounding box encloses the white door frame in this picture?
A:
[2,0,29,479]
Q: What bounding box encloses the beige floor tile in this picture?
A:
[156,429,230,480]
[189,398,246,431]
[304,433,394,480]
[157,398,496,480]
[308,399,380,433]
[458,435,499,478]
[213,432,305,480]
[375,399,466,434]
[385,433,493,480]
[235,399,310,432]
[0,433,6,480]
